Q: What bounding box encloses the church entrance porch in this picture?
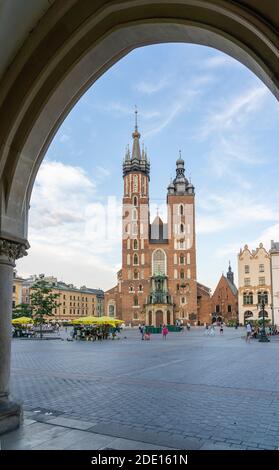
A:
[145,304,174,327]
[155,310,163,327]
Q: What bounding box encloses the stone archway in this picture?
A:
[0,0,278,434]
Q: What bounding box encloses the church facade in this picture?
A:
[105,117,198,326]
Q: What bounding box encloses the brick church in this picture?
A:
[105,114,207,326]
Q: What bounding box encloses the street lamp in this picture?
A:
[257,293,270,343]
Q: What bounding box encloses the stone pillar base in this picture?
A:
[0,399,23,435]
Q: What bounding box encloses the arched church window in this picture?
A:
[133,196,138,206]
[152,249,166,275]
[180,224,184,233]
[180,204,184,216]
[139,284,143,292]
[134,239,138,250]
[129,285,134,292]
[134,295,138,306]
[133,254,139,265]
[108,304,115,317]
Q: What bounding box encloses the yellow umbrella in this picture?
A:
[12,317,34,324]
[72,316,99,325]
[98,316,123,324]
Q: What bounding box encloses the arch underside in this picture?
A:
[0,1,278,244]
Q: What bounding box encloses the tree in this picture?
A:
[30,280,61,339]
[12,303,33,319]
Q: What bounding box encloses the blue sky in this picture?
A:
[17,44,279,291]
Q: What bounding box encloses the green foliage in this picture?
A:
[12,303,32,319]
[30,280,61,337]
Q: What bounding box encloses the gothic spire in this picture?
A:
[122,108,150,179]
[132,106,141,160]
[227,261,234,284]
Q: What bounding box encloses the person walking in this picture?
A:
[162,325,169,340]
[246,322,252,342]
[140,324,145,340]
[220,323,224,334]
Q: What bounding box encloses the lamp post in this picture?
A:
[258,294,270,343]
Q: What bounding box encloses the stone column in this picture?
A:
[163,309,167,326]
[0,238,28,434]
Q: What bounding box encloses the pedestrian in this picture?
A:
[220,323,224,334]
[209,325,215,336]
[204,324,209,336]
[162,325,168,340]
[246,322,252,342]
[140,324,145,340]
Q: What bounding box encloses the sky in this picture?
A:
[16,43,279,292]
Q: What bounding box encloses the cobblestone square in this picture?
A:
[5,327,279,449]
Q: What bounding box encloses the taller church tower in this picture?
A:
[120,111,151,323]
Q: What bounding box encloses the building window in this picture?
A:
[177,284,180,292]
[259,264,264,273]
[258,291,268,305]
[13,285,16,293]
[179,254,184,264]
[134,295,138,306]
[139,284,143,292]
[12,301,16,308]
[129,285,134,292]
[63,309,65,314]
[228,305,232,313]
[109,304,115,317]
[180,270,184,279]
[133,239,138,250]
[244,278,250,286]
[243,292,253,305]
[244,265,250,274]
[181,297,185,304]
[63,294,66,299]
[259,277,265,286]
[179,240,185,249]
[244,310,253,320]
[180,224,184,233]
[134,270,139,280]
[133,254,139,265]
[216,305,220,313]
[133,196,138,206]
[134,312,138,320]
[152,249,166,275]
[180,204,184,216]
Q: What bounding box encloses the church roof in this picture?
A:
[149,216,168,244]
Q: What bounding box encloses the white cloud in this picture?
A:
[203,55,240,69]
[199,85,268,139]
[59,133,70,143]
[135,77,170,94]
[197,193,279,235]
[18,161,122,290]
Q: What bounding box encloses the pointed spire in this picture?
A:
[125,144,130,161]
[132,106,141,160]
[227,261,234,284]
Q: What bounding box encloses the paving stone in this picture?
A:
[5,327,279,450]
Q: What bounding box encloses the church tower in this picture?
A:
[121,110,151,323]
[166,152,197,323]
